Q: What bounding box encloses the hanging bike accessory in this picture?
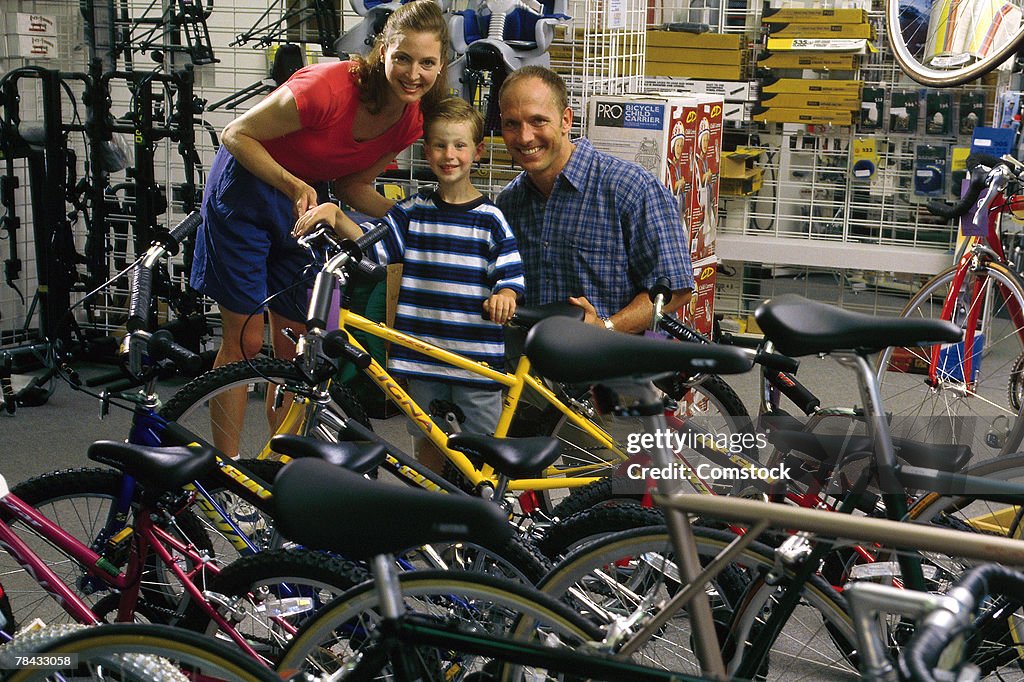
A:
[448,0,570,132]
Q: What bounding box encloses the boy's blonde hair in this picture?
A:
[424,97,485,145]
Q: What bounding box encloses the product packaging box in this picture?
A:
[681,257,718,338]
[8,13,56,36]
[587,93,723,263]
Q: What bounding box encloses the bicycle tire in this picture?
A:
[0,623,187,681]
[886,0,1024,87]
[0,468,214,626]
[538,525,857,680]
[877,261,1024,459]
[532,374,754,517]
[276,569,602,680]
[159,357,371,462]
[179,547,368,664]
[1,623,278,681]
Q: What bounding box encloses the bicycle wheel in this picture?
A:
[159,357,370,462]
[276,570,601,680]
[179,547,368,665]
[538,525,857,680]
[0,623,186,681]
[524,374,754,517]
[877,261,1024,460]
[1,623,278,681]
[886,0,1024,87]
[0,469,213,626]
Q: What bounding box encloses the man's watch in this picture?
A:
[601,317,615,331]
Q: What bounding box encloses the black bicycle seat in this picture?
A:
[525,317,753,383]
[755,294,962,357]
[274,458,513,559]
[88,440,216,494]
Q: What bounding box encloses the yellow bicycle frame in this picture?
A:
[259,307,629,493]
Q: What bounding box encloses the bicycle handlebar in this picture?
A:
[126,211,202,332]
[926,153,1009,222]
[904,564,1024,682]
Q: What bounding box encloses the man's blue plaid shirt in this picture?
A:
[496,138,694,317]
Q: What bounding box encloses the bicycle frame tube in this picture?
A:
[340,309,624,490]
[0,496,103,624]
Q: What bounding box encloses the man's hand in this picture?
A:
[484,289,518,325]
[568,295,602,327]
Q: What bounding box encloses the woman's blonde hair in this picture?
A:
[352,0,449,115]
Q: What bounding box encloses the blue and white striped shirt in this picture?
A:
[365,190,525,386]
[496,138,694,316]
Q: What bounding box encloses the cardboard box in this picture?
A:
[8,13,56,36]
[647,79,754,101]
[646,63,745,81]
[10,35,58,59]
[757,52,859,70]
[759,92,861,109]
[647,31,742,50]
[765,37,876,54]
[681,257,718,338]
[646,46,744,66]
[751,105,855,126]
[720,168,763,196]
[762,8,869,24]
[721,149,762,178]
[759,78,863,95]
[768,23,875,40]
[683,98,723,262]
[586,93,722,263]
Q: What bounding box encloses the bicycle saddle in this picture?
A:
[755,294,962,357]
[274,458,513,559]
[269,434,386,475]
[88,440,217,494]
[447,433,561,478]
[767,430,972,473]
[510,301,585,329]
[525,317,753,384]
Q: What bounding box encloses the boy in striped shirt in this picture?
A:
[295,97,525,473]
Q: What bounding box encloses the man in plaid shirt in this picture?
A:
[495,66,694,334]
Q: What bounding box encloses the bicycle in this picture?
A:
[532,296,1024,679]
[877,154,1024,463]
[886,0,1024,87]
[0,214,380,664]
[160,224,751,520]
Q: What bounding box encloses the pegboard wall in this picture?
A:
[2,0,1014,348]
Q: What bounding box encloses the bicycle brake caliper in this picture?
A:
[767,533,814,585]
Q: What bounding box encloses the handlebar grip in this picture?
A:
[162,211,202,257]
[322,330,373,369]
[85,368,132,388]
[966,152,1003,169]
[356,222,390,252]
[126,265,154,332]
[754,350,799,374]
[354,257,387,283]
[648,277,672,304]
[147,329,204,376]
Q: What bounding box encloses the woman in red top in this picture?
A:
[191,0,448,456]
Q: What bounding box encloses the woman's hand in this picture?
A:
[291,183,320,220]
[292,203,343,238]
